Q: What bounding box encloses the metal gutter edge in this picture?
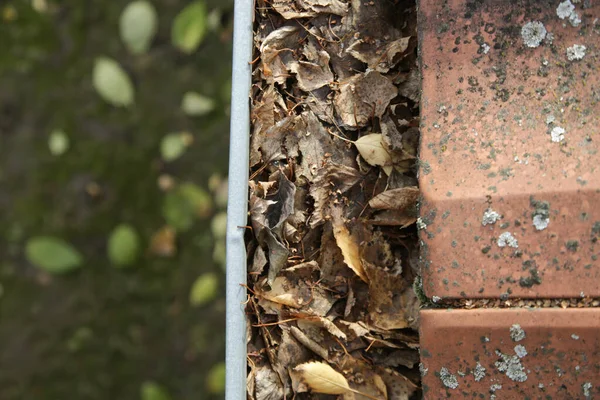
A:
[226,0,252,399]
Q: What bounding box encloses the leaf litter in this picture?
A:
[247,0,422,398]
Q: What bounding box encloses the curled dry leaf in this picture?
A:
[272,0,348,19]
[292,361,350,395]
[259,26,302,85]
[354,133,393,175]
[347,37,411,73]
[331,207,368,283]
[369,186,420,211]
[334,70,397,129]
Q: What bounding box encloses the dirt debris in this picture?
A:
[247,0,422,399]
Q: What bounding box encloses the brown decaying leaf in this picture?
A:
[364,261,420,330]
[331,207,368,283]
[148,226,176,257]
[369,186,420,211]
[334,70,398,129]
[272,0,348,19]
[347,37,411,73]
[309,163,361,227]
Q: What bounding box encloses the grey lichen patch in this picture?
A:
[495,350,528,382]
[482,209,501,226]
[557,0,581,27]
[567,44,586,61]
[557,0,575,19]
[521,21,546,48]
[572,334,580,340]
[473,362,486,382]
[510,324,526,342]
[416,217,427,230]
[533,214,549,230]
[583,382,592,398]
[439,367,459,389]
[514,344,527,358]
[419,362,428,377]
[490,383,502,392]
[497,232,518,248]
[551,126,566,142]
[530,198,550,231]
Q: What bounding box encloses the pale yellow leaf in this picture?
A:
[354,134,393,175]
[331,208,368,283]
[293,362,351,395]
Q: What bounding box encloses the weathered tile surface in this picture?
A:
[419,0,600,298]
[420,308,600,399]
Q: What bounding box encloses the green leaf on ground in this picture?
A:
[172,1,207,53]
[107,224,141,267]
[25,236,83,274]
[48,129,69,156]
[179,182,212,218]
[210,211,227,239]
[162,182,212,231]
[120,0,158,55]
[206,362,226,394]
[92,57,135,107]
[189,272,218,306]
[181,91,215,116]
[140,381,172,400]
[160,133,187,162]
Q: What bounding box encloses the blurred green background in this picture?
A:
[0,0,231,398]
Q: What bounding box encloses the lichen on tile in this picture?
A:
[510,323,526,341]
[514,344,527,358]
[557,0,575,19]
[497,232,518,248]
[439,367,459,389]
[482,209,501,226]
[567,44,586,61]
[495,350,528,382]
[521,21,547,48]
[473,362,486,382]
[533,214,550,230]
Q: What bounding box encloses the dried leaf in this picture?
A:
[263,229,289,285]
[255,365,286,400]
[369,187,420,211]
[334,70,397,129]
[364,262,420,330]
[272,0,348,19]
[258,274,335,316]
[331,207,368,283]
[347,37,411,73]
[290,42,334,91]
[309,163,361,227]
[259,26,302,85]
[293,362,350,395]
[354,134,393,175]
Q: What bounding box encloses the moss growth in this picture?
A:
[0,1,233,398]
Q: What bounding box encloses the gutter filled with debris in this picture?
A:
[243,1,422,398]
